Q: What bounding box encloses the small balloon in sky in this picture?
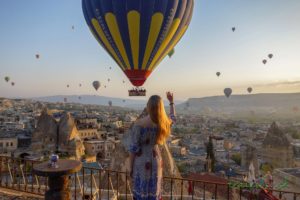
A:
[123,99,126,103]
[104,85,107,88]
[4,76,10,82]
[232,27,236,32]
[35,54,40,59]
[168,48,175,58]
[108,100,112,107]
[123,80,125,84]
[262,59,267,65]
[67,84,70,88]
[11,82,15,86]
[247,87,253,93]
[216,72,221,77]
[72,25,75,30]
[224,88,232,98]
[93,81,100,91]
[78,96,81,100]
[79,83,82,87]
[268,54,273,59]
[109,67,112,70]
[64,98,68,103]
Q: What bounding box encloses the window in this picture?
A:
[11,142,13,146]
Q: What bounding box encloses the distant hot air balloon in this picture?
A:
[168,48,175,58]
[11,82,15,86]
[4,76,10,82]
[108,78,110,82]
[67,84,70,88]
[64,98,68,103]
[232,27,236,32]
[35,54,40,59]
[216,72,221,77]
[72,25,75,30]
[268,54,273,59]
[78,96,82,100]
[79,84,82,87]
[104,85,107,88]
[293,106,299,113]
[247,87,253,94]
[123,99,126,103]
[262,59,267,65]
[93,81,100,91]
[108,100,112,107]
[109,67,112,70]
[224,88,232,98]
[82,0,195,95]
[123,80,125,84]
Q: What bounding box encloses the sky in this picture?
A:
[1,0,300,101]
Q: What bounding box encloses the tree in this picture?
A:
[231,153,241,166]
[206,136,216,172]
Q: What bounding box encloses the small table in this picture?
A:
[33,160,82,200]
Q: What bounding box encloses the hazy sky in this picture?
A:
[1,0,300,100]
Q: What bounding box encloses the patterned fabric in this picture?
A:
[127,126,163,200]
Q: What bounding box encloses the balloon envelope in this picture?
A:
[232,27,235,32]
[168,48,175,58]
[82,0,194,86]
[216,72,221,77]
[224,88,232,98]
[268,54,273,59]
[262,59,267,64]
[93,81,101,91]
[4,76,10,82]
[247,87,253,93]
[11,82,15,86]
[108,100,112,107]
[36,54,40,59]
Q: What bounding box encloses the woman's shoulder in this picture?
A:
[134,116,156,129]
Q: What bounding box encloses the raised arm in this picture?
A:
[167,91,176,122]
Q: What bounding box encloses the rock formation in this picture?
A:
[261,122,294,168]
[241,144,259,175]
[30,110,84,159]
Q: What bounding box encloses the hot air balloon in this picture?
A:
[232,27,236,32]
[108,78,110,82]
[78,96,82,100]
[262,59,267,65]
[123,99,126,103]
[224,88,232,98]
[67,84,70,88]
[123,80,125,84]
[108,100,112,107]
[4,76,10,82]
[64,98,68,103]
[35,54,40,59]
[268,54,273,59]
[11,82,15,86]
[93,81,100,91]
[168,48,175,58]
[79,84,82,87]
[82,0,194,96]
[216,72,221,77]
[293,106,299,113]
[72,25,75,30]
[104,85,107,88]
[109,67,112,70]
[247,87,253,94]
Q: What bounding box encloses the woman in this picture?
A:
[126,92,175,200]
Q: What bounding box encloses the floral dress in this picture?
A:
[126,125,163,200]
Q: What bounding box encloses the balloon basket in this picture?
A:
[129,88,146,96]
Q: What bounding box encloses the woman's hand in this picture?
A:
[166,91,174,104]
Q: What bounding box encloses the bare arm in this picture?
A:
[167,92,176,122]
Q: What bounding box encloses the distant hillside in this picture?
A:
[33,95,146,109]
[33,95,183,109]
[178,93,300,118]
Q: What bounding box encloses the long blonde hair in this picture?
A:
[147,95,172,145]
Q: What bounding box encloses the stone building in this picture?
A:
[30,109,84,159]
[260,122,294,168]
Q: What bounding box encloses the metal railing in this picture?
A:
[0,156,299,200]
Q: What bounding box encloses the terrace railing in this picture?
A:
[0,156,299,200]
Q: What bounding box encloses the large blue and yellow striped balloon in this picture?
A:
[82,0,194,86]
